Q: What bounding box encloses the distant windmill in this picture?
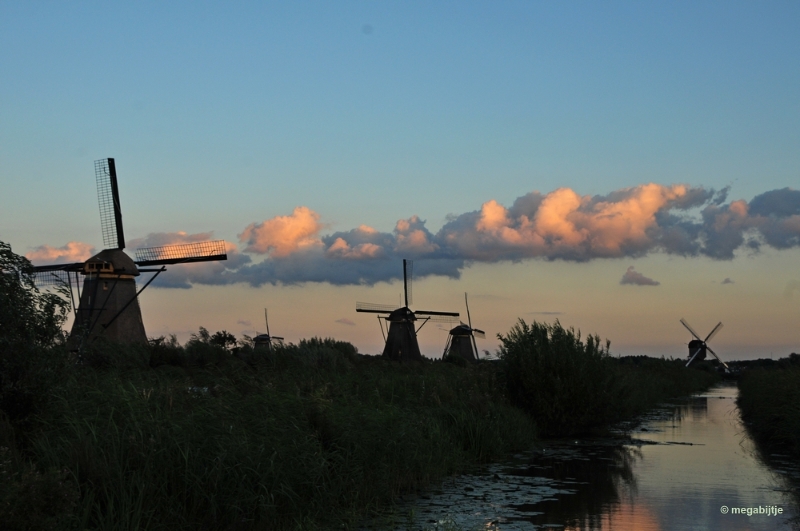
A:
[356,259,459,361]
[254,308,284,350]
[32,158,227,349]
[679,318,729,369]
[443,293,486,363]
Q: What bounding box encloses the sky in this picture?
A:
[2,2,799,361]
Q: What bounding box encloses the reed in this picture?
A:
[737,357,800,457]
[498,319,721,437]
[1,339,536,530]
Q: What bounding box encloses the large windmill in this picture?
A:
[254,308,284,350]
[356,259,459,361]
[443,293,485,363]
[32,158,227,349]
[679,318,729,370]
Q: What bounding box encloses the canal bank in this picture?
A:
[366,383,800,530]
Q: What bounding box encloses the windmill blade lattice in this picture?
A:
[405,259,412,306]
[135,240,228,266]
[704,322,723,343]
[95,158,125,250]
[356,301,400,314]
[679,318,702,341]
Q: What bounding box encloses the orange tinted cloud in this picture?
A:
[239,206,324,257]
[465,184,693,259]
[25,241,95,265]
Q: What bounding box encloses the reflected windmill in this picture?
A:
[679,318,729,369]
[356,259,459,361]
[443,293,485,363]
[32,158,227,349]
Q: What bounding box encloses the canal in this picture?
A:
[367,382,800,530]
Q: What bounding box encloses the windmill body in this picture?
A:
[382,307,423,361]
[32,158,227,350]
[70,249,147,347]
[356,260,459,362]
[443,293,485,363]
[444,324,477,362]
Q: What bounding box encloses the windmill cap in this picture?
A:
[388,307,416,321]
[85,249,140,276]
[449,324,473,335]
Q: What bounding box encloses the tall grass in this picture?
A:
[498,319,721,437]
[738,360,800,457]
[2,339,536,530]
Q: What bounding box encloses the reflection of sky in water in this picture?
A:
[364,383,799,530]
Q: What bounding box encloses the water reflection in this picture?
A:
[367,383,799,530]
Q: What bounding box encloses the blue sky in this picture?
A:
[2,2,799,359]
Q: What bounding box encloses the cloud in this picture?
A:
[335,318,356,326]
[25,241,95,265]
[127,231,250,289]
[620,266,660,286]
[528,311,565,315]
[32,186,800,288]
[721,278,734,285]
[213,185,800,286]
[237,319,252,327]
[239,206,325,257]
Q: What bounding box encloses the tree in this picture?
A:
[0,241,70,349]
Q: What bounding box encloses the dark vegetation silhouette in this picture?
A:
[498,319,720,437]
[0,240,721,529]
[738,353,800,457]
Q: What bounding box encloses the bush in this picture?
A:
[497,319,618,436]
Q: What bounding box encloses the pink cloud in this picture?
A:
[25,241,95,265]
[335,318,356,326]
[238,206,325,257]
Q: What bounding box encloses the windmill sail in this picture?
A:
[135,240,228,266]
[96,158,125,250]
[356,301,400,313]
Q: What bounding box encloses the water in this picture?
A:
[368,383,800,530]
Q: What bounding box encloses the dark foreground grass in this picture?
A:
[0,327,721,530]
[1,338,536,530]
[737,356,800,458]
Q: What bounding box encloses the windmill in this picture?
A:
[443,293,486,363]
[254,308,284,350]
[356,259,459,361]
[679,318,729,370]
[31,158,227,349]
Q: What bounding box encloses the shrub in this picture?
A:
[497,319,616,437]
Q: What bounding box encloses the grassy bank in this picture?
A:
[1,338,536,530]
[737,354,800,458]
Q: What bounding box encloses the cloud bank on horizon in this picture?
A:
[26,184,800,288]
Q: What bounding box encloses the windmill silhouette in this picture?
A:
[679,318,729,369]
[32,158,227,349]
[254,308,284,350]
[356,259,459,361]
[443,293,485,363]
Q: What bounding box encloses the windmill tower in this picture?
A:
[356,259,459,361]
[32,158,227,349]
[254,308,284,350]
[679,318,729,369]
[443,293,486,363]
